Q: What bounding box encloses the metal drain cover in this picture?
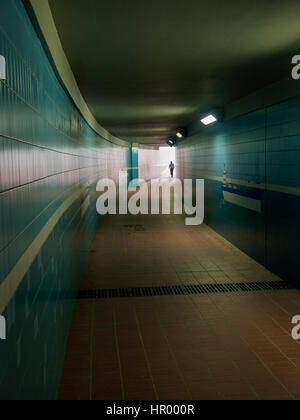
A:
[124,224,145,232]
[77,280,294,300]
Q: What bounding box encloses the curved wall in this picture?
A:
[0,0,128,399]
[26,0,131,149]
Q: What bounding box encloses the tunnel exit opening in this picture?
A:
[159,146,176,178]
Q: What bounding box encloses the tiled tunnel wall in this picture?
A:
[176,96,300,288]
[0,0,128,399]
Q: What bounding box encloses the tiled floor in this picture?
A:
[59,212,300,400]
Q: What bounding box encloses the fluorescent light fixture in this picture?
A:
[176,128,187,138]
[201,114,217,125]
[167,138,175,147]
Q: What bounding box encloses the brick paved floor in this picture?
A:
[59,212,300,400]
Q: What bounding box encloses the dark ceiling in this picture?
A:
[49,0,300,144]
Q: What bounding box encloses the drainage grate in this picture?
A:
[77,280,294,300]
[124,224,145,232]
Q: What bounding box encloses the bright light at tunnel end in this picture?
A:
[201,114,217,125]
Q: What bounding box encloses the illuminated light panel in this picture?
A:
[201,115,217,125]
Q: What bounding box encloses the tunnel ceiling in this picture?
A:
[49,0,300,145]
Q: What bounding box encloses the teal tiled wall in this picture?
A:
[265,98,300,286]
[177,95,300,287]
[0,0,128,399]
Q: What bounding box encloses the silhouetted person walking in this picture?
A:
[169,161,175,178]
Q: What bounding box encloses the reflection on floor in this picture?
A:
[59,213,300,400]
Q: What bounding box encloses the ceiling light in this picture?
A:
[175,128,187,139]
[201,115,217,125]
[167,138,176,147]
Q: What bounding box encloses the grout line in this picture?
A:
[72,213,300,400]
[153,298,194,400]
[113,304,125,400]
[133,304,159,400]
[182,293,250,400]
[89,299,95,401]
[251,291,300,372]
[211,291,296,399]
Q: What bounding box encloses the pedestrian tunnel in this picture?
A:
[1,0,300,401]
